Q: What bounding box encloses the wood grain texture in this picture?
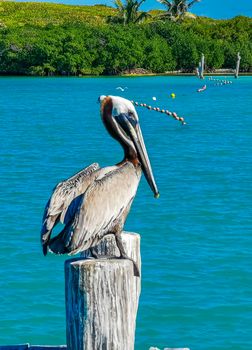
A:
[65,232,141,350]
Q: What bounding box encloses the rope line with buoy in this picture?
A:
[130,100,187,125]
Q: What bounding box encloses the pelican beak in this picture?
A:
[116,113,159,198]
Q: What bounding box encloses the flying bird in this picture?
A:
[41,95,159,276]
[116,86,128,91]
[197,84,207,93]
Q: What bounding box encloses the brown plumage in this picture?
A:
[41,95,159,276]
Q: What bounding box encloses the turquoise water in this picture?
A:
[0,76,251,349]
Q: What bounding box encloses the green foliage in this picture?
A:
[0,2,251,75]
[0,2,116,27]
[97,25,145,73]
[144,36,175,72]
[151,16,252,71]
[156,0,200,22]
[109,0,150,25]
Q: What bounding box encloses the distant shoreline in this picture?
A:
[122,72,252,77]
[0,72,251,78]
[1,2,251,77]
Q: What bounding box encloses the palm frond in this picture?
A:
[137,0,146,8]
[113,0,150,25]
[114,0,124,11]
[134,11,151,23]
[188,0,201,8]
[156,0,172,7]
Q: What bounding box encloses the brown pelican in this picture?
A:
[41,95,159,276]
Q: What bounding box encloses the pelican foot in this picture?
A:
[90,248,115,260]
[114,234,140,277]
[90,248,140,277]
[119,255,140,278]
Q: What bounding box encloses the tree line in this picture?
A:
[0,1,251,76]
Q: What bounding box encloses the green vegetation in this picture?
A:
[0,2,116,27]
[110,0,150,25]
[0,1,251,76]
[156,0,201,22]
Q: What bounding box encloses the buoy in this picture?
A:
[130,99,187,125]
[152,96,157,101]
[170,93,176,99]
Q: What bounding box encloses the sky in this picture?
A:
[14,0,252,19]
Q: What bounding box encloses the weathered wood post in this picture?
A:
[65,232,141,350]
[195,66,200,78]
[235,52,241,78]
[199,53,205,79]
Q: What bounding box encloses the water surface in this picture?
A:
[0,76,251,350]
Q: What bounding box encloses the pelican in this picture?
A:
[41,95,159,276]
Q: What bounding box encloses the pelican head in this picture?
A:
[100,95,159,198]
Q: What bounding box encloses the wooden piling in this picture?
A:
[65,232,141,350]
[199,53,205,79]
[235,52,241,78]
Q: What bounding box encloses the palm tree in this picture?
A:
[111,0,150,25]
[157,0,201,22]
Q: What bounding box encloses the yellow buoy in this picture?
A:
[170,93,176,99]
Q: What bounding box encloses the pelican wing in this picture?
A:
[41,162,100,252]
[49,162,140,255]
[48,163,99,219]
